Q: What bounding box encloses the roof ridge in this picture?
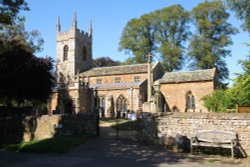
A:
[164,68,213,74]
[91,63,147,70]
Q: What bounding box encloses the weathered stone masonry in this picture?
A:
[138,112,250,156]
[0,113,97,143]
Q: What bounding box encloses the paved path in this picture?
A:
[0,138,249,167]
[0,123,249,167]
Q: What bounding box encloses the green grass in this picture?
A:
[0,134,94,153]
[100,117,117,123]
[100,117,127,123]
[111,120,137,130]
[207,159,216,163]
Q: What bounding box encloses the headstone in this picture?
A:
[175,134,189,152]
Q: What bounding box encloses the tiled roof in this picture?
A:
[80,63,148,77]
[89,81,145,90]
[157,68,215,84]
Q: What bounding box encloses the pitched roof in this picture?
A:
[80,63,149,77]
[89,81,145,90]
[157,68,215,84]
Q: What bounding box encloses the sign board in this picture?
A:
[55,124,63,129]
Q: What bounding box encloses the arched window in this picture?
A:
[116,95,127,118]
[186,91,195,111]
[83,46,87,61]
[63,45,69,61]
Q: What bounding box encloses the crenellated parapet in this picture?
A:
[76,29,92,41]
[56,13,92,41]
[55,13,93,89]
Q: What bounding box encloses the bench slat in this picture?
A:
[191,130,238,158]
[192,142,233,148]
[196,130,236,143]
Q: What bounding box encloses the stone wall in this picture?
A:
[0,113,97,143]
[138,112,250,156]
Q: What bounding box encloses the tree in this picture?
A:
[227,0,250,33]
[202,89,231,112]
[204,55,250,111]
[0,40,55,108]
[188,1,238,87]
[119,13,156,63]
[154,5,190,71]
[0,0,53,117]
[119,5,190,71]
[0,0,29,25]
[92,57,121,67]
[0,17,44,53]
[227,55,250,106]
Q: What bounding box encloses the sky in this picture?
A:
[21,0,249,82]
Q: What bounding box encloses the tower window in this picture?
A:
[83,46,87,61]
[63,45,69,61]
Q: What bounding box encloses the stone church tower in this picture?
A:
[56,14,92,86]
[49,14,93,115]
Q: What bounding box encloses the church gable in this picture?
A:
[158,68,216,113]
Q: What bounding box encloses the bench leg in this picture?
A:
[231,147,234,158]
[190,144,193,154]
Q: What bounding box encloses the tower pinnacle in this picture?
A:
[56,16,61,32]
[72,12,77,29]
[88,20,92,36]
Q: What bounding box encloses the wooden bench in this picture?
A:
[190,130,238,158]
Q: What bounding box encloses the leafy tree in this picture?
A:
[119,13,156,63]
[227,0,250,33]
[227,55,250,106]
[119,5,190,71]
[204,55,250,111]
[0,0,52,116]
[202,89,232,112]
[154,5,190,71]
[0,17,44,52]
[0,0,29,25]
[92,57,121,67]
[188,1,238,87]
[0,40,55,108]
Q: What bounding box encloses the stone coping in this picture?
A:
[141,112,250,120]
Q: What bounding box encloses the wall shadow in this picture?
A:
[0,112,97,152]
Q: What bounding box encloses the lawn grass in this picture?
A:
[100,117,137,130]
[111,120,137,130]
[100,117,117,123]
[100,117,127,123]
[0,134,94,153]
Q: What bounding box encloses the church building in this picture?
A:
[49,16,216,116]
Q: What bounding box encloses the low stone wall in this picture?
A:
[0,113,97,143]
[138,112,250,156]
